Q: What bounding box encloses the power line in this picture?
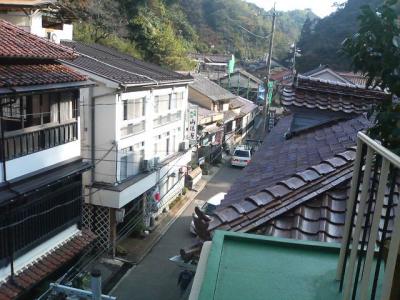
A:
[225,15,270,40]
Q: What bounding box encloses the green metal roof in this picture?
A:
[198,231,382,300]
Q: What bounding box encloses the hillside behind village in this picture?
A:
[61,0,316,69]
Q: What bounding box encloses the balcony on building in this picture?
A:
[0,90,81,182]
[190,132,400,300]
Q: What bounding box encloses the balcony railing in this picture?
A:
[2,121,78,161]
[121,121,145,137]
[154,111,182,128]
[337,132,400,300]
[0,179,82,265]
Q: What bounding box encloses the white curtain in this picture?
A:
[50,96,58,123]
[59,93,73,122]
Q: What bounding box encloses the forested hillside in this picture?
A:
[296,0,385,72]
[60,0,316,70]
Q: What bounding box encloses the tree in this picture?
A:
[130,4,195,70]
[58,0,125,42]
[342,0,400,154]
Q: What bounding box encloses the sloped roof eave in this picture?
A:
[204,147,356,234]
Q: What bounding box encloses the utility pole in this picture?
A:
[263,4,277,135]
[292,43,297,73]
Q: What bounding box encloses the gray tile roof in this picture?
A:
[190,74,235,102]
[282,75,385,114]
[205,147,356,233]
[229,98,243,109]
[223,110,238,122]
[197,106,220,119]
[61,41,192,85]
[222,114,371,206]
[188,53,231,63]
[235,96,258,115]
[261,184,349,243]
[260,179,399,243]
[220,69,263,85]
[194,147,398,244]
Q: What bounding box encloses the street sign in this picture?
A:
[267,81,274,104]
[187,104,198,145]
[228,54,235,74]
[257,84,265,104]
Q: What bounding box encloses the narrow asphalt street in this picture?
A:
[112,162,242,300]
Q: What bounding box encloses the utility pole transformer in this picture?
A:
[263,4,277,134]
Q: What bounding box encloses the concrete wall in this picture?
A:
[2,140,81,182]
[0,10,73,40]
[81,77,190,209]
[90,149,192,208]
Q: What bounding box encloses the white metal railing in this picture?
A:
[120,120,145,137]
[336,132,400,300]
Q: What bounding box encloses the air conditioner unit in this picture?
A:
[141,159,154,172]
[47,32,60,44]
[115,208,125,223]
[153,157,160,167]
[179,140,190,152]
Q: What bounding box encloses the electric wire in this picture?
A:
[225,15,270,40]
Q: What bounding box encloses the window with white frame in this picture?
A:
[154,94,170,114]
[123,98,145,121]
[176,92,184,109]
[154,132,174,160]
[170,92,184,111]
[119,142,145,181]
[170,94,177,110]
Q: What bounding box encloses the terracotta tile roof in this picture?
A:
[61,41,192,85]
[270,69,293,84]
[0,230,96,300]
[0,62,87,87]
[338,71,368,87]
[202,148,356,234]
[223,114,371,206]
[0,19,77,60]
[282,75,385,114]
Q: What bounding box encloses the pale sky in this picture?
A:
[246,0,346,17]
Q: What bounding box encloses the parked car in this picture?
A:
[190,192,226,235]
[231,145,252,167]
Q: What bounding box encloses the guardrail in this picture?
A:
[121,120,145,137]
[337,132,400,300]
[2,121,78,161]
[153,111,182,128]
